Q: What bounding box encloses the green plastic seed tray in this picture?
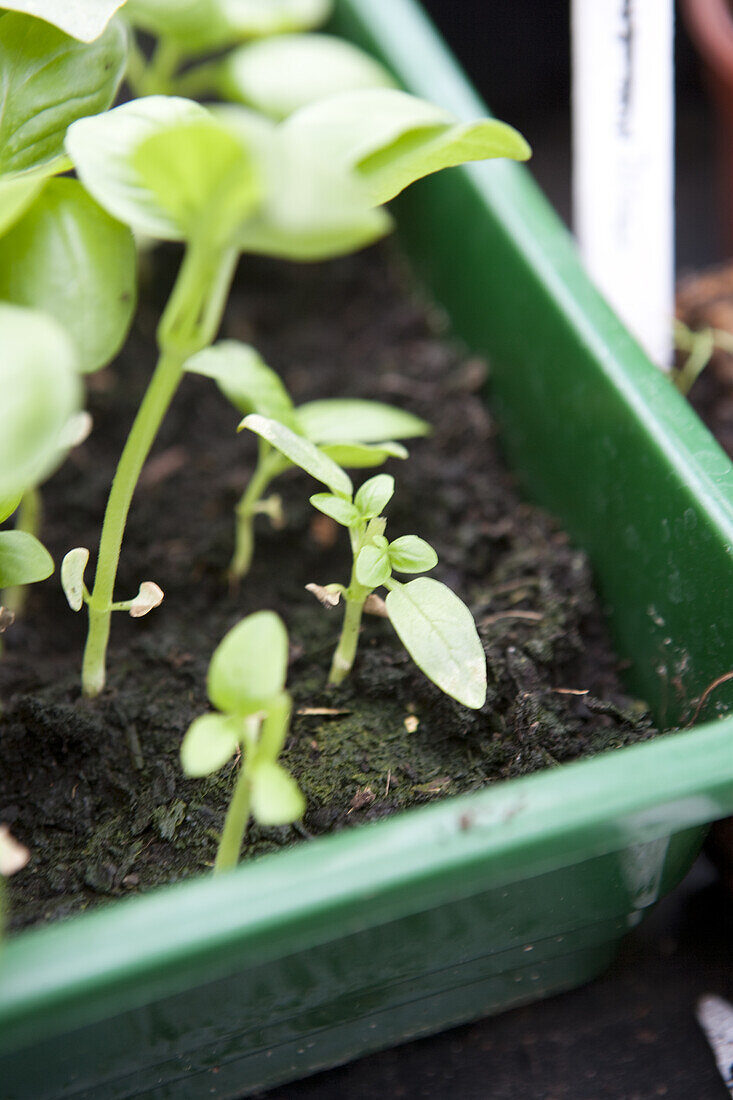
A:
[2,1,733,1096]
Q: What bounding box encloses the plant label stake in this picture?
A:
[572,0,675,367]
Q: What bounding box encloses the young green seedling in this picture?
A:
[673,318,733,395]
[180,611,304,873]
[185,339,429,578]
[309,473,487,709]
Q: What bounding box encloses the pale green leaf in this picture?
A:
[219,33,395,120]
[0,495,22,525]
[320,441,407,469]
[0,162,64,239]
[241,414,352,497]
[0,2,127,41]
[250,760,305,825]
[0,303,81,499]
[185,341,295,426]
[296,398,429,444]
[0,14,127,176]
[0,530,53,587]
[208,610,288,714]
[355,544,391,588]
[0,178,136,372]
[385,577,487,709]
[388,535,438,574]
[60,547,89,611]
[180,713,240,777]
[309,493,359,527]
[354,473,394,518]
[286,88,531,205]
[66,97,211,240]
[124,0,331,52]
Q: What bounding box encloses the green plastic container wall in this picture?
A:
[0,1,732,1096]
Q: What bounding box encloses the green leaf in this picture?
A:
[241,414,352,497]
[354,474,394,518]
[0,303,81,500]
[0,179,137,372]
[218,33,395,120]
[385,577,486,709]
[296,398,429,444]
[309,493,360,527]
[124,0,331,52]
[286,88,531,205]
[355,544,391,588]
[0,2,127,41]
[180,713,240,777]
[66,97,213,240]
[388,535,438,574]
[320,441,407,469]
[0,495,22,525]
[208,610,288,715]
[250,760,305,826]
[0,163,61,239]
[0,14,127,176]
[185,341,295,426]
[0,530,53,587]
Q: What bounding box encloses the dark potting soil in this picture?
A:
[0,242,659,932]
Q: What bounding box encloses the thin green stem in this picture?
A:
[3,487,42,617]
[214,716,259,873]
[134,38,183,97]
[230,446,281,581]
[81,242,238,697]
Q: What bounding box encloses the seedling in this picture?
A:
[64,88,527,696]
[241,416,487,708]
[185,339,429,577]
[180,611,304,873]
[673,318,733,396]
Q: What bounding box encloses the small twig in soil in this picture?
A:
[686,670,733,728]
[481,610,544,626]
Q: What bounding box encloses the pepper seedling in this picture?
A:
[240,416,487,708]
[185,339,429,578]
[180,611,304,873]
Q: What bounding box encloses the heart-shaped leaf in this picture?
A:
[385,577,486,709]
[241,414,353,497]
[250,760,305,825]
[180,713,241,777]
[0,530,53,588]
[185,341,295,426]
[0,178,136,372]
[296,398,429,444]
[208,610,288,715]
[388,535,438,574]
[1,2,127,42]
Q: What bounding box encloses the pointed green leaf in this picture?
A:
[250,760,305,825]
[0,303,81,499]
[354,474,394,518]
[241,414,352,497]
[320,441,407,469]
[388,535,438,574]
[60,547,89,611]
[296,398,429,444]
[180,713,240,777]
[309,493,360,527]
[286,88,531,205]
[0,530,53,587]
[218,33,395,120]
[385,577,486,709]
[124,0,331,52]
[208,610,288,715]
[0,179,136,372]
[185,341,296,426]
[0,2,127,41]
[356,544,391,588]
[0,495,22,525]
[0,14,127,176]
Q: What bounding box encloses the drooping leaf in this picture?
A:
[180,712,241,777]
[354,474,394,518]
[385,577,487,709]
[0,2,128,41]
[66,97,213,240]
[286,88,531,205]
[60,547,89,611]
[127,580,164,618]
[0,14,127,177]
[208,610,288,715]
[388,535,438,574]
[0,178,137,372]
[319,441,407,469]
[0,530,53,587]
[296,398,429,444]
[0,303,81,500]
[309,493,360,527]
[218,33,395,120]
[250,760,305,825]
[241,414,352,497]
[185,341,296,426]
[355,544,391,588]
[124,0,331,52]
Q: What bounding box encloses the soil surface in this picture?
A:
[0,243,659,932]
